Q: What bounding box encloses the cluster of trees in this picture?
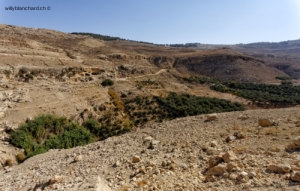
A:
[124,92,244,126]
[184,75,299,107]
[71,32,121,41]
[210,81,300,106]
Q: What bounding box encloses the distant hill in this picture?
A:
[169,39,300,79]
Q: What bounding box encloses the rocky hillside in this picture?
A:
[1,108,300,190]
[172,39,300,79]
[1,24,300,190]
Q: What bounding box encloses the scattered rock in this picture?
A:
[226,162,238,172]
[234,131,246,139]
[208,155,224,168]
[113,160,121,167]
[258,119,273,127]
[206,164,227,176]
[286,136,300,152]
[290,171,300,182]
[210,141,218,147]
[236,171,249,183]
[143,136,153,143]
[229,173,238,180]
[49,175,63,185]
[225,135,236,143]
[205,113,218,122]
[148,139,159,149]
[269,147,281,152]
[222,151,238,163]
[248,171,256,179]
[238,114,249,120]
[267,164,291,174]
[74,155,83,162]
[132,155,141,163]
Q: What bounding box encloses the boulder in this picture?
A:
[234,131,246,139]
[210,141,218,147]
[225,135,236,143]
[205,113,217,122]
[208,155,224,168]
[286,136,300,152]
[291,171,300,182]
[258,119,272,127]
[222,151,238,163]
[206,164,227,176]
[132,155,141,163]
[74,155,83,162]
[238,114,249,120]
[267,164,291,174]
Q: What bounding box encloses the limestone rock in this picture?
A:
[74,155,83,162]
[225,135,236,143]
[148,139,159,149]
[205,113,217,122]
[210,140,218,147]
[267,164,291,174]
[291,171,300,182]
[143,136,153,143]
[132,155,141,163]
[286,136,300,152]
[206,164,227,176]
[222,151,237,163]
[238,114,249,120]
[234,131,246,139]
[226,162,238,172]
[96,176,112,191]
[208,155,224,168]
[237,171,249,183]
[258,119,272,127]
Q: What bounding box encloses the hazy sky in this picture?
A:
[0,0,299,44]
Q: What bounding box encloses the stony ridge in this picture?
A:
[1,108,300,190]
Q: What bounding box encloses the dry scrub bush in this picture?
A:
[4,159,13,167]
[108,89,124,111]
[16,152,26,163]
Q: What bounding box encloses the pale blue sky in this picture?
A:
[0,0,299,44]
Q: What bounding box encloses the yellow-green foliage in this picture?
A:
[108,89,124,111]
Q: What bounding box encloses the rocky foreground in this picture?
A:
[1,108,300,191]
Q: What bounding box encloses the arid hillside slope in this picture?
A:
[1,24,300,190]
[1,108,300,190]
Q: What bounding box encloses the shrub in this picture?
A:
[101,79,114,86]
[82,119,101,136]
[10,114,94,160]
[45,124,93,149]
[16,152,26,163]
[4,159,13,167]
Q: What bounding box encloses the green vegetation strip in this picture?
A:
[11,92,243,160]
[125,92,244,126]
[11,114,130,160]
[184,76,300,106]
[210,81,300,106]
